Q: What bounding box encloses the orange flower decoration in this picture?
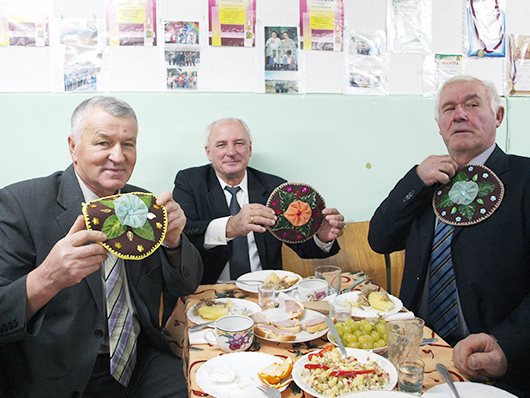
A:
[283,200,312,227]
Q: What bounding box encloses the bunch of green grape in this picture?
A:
[331,318,387,350]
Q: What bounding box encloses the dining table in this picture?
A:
[163,271,472,397]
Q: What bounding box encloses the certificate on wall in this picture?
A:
[507,34,530,95]
[106,0,156,46]
[387,0,431,54]
[208,0,255,47]
[0,0,50,46]
[299,0,344,51]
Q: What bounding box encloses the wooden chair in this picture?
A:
[281,221,405,296]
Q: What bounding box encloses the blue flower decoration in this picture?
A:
[114,194,148,228]
[449,181,479,205]
[490,196,497,202]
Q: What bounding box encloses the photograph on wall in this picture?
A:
[387,0,431,54]
[507,34,530,95]
[265,26,298,71]
[208,0,255,47]
[106,0,156,46]
[344,29,388,96]
[165,21,200,90]
[60,19,104,92]
[265,79,298,94]
[0,0,50,46]
[299,0,343,51]
[465,0,505,57]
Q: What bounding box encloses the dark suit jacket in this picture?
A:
[0,165,203,398]
[368,146,530,396]
[173,164,340,284]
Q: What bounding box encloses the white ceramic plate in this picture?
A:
[326,330,387,353]
[422,382,518,397]
[336,291,402,318]
[187,298,261,324]
[292,347,398,398]
[196,351,290,398]
[256,308,328,343]
[236,270,302,293]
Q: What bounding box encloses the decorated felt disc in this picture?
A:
[433,164,504,226]
[266,182,326,243]
[82,192,168,260]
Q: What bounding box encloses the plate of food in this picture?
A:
[236,270,301,293]
[336,290,402,318]
[196,352,292,398]
[252,300,329,343]
[327,317,388,352]
[187,298,261,324]
[292,346,397,398]
[422,382,518,397]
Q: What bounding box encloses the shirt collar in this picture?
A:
[468,144,496,166]
[74,171,121,202]
[216,170,249,194]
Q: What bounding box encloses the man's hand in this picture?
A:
[26,215,108,318]
[416,155,459,186]
[316,208,345,243]
[453,333,508,379]
[226,203,276,239]
[157,191,186,247]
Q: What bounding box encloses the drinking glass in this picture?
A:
[398,357,424,395]
[258,282,276,310]
[314,265,342,295]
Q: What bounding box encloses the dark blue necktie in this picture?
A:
[428,219,459,339]
[225,186,251,279]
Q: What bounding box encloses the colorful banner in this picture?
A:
[0,0,50,46]
[208,0,255,47]
[300,0,344,51]
[106,0,156,46]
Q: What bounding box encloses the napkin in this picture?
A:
[189,326,214,345]
[384,311,415,322]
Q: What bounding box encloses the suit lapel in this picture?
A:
[207,166,231,217]
[247,169,270,263]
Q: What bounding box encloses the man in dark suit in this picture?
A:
[368,75,530,397]
[0,96,203,398]
[173,118,345,284]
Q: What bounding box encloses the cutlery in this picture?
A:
[217,279,264,285]
[436,363,461,398]
[188,321,215,330]
[325,318,348,358]
[257,384,281,398]
[343,275,366,293]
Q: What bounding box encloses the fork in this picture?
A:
[257,384,281,398]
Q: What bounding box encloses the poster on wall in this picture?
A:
[343,29,388,96]
[106,0,156,46]
[208,0,255,47]
[264,26,300,94]
[465,0,505,57]
[0,0,50,46]
[387,0,431,54]
[423,54,464,96]
[299,0,343,51]
[507,34,530,95]
[60,19,104,92]
[165,21,199,90]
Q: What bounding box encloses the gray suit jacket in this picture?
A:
[0,165,202,397]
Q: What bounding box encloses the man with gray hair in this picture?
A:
[173,117,345,284]
[369,75,530,397]
[0,96,203,397]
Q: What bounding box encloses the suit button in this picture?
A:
[94,329,104,338]
[7,322,13,330]
[403,189,416,202]
[12,320,18,328]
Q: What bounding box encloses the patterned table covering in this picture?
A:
[164,272,469,397]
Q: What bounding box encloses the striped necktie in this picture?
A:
[225,186,251,279]
[105,253,137,386]
[428,219,459,339]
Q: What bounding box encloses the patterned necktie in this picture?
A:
[428,219,459,339]
[225,186,251,279]
[105,253,137,386]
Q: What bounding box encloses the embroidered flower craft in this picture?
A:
[82,192,168,260]
[266,182,326,243]
[433,164,504,226]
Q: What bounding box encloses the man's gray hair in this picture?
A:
[434,75,501,122]
[204,118,253,147]
[71,96,137,140]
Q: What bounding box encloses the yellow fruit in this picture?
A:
[198,305,228,320]
[264,272,281,285]
[368,292,395,311]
